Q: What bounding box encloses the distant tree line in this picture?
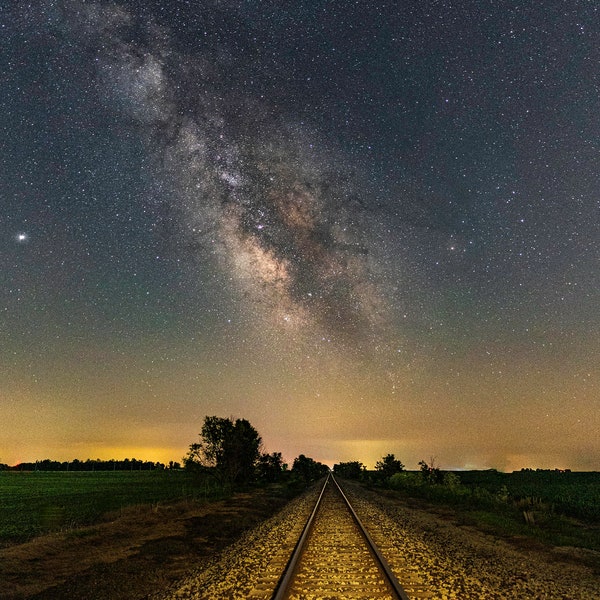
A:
[0,458,173,472]
[333,453,406,483]
[519,467,572,473]
[1,415,330,491]
[291,454,330,483]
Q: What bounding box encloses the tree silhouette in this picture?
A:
[375,454,405,479]
[256,452,286,483]
[333,461,365,479]
[418,457,442,484]
[185,416,262,485]
[291,454,329,483]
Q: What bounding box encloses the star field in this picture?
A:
[1,0,599,470]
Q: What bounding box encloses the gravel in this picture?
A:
[157,481,600,600]
[343,481,600,600]
[155,486,318,600]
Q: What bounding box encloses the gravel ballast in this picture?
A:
[160,480,600,600]
[343,481,600,599]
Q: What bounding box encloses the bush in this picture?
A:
[442,472,461,490]
[388,471,422,490]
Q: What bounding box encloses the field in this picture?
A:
[1,470,599,598]
[0,470,219,544]
[3,468,600,552]
[457,470,600,522]
[0,478,296,600]
[383,469,600,554]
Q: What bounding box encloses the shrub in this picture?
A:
[388,471,422,490]
[442,472,461,490]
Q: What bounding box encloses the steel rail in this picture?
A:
[270,472,411,600]
[330,473,411,600]
[270,473,330,600]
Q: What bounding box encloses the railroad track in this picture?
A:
[260,473,432,600]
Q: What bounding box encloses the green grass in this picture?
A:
[457,470,600,521]
[0,470,221,543]
[455,507,600,553]
[381,470,600,554]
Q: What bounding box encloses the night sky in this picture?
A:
[2,1,599,470]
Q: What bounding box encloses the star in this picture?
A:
[16,233,28,243]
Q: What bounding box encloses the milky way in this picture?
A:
[70,1,400,353]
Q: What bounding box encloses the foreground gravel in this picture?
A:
[343,481,600,600]
[158,480,600,600]
[155,486,319,600]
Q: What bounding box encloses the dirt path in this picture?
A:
[0,488,293,600]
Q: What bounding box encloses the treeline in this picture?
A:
[1,415,331,489]
[333,453,406,482]
[183,416,329,488]
[1,458,174,472]
[333,454,599,523]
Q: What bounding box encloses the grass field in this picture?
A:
[0,470,220,543]
[383,469,600,553]
[457,470,600,521]
[3,468,600,553]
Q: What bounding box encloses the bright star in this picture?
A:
[16,233,28,242]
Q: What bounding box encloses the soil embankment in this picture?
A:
[0,488,291,600]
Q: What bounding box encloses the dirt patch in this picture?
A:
[0,489,294,600]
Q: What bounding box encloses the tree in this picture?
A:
[375,454,405,479]
[291,454,329,484]
[418,457,442,484]
[256,452,287,483]
[184,416,262,485]
[333,461,365,480]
